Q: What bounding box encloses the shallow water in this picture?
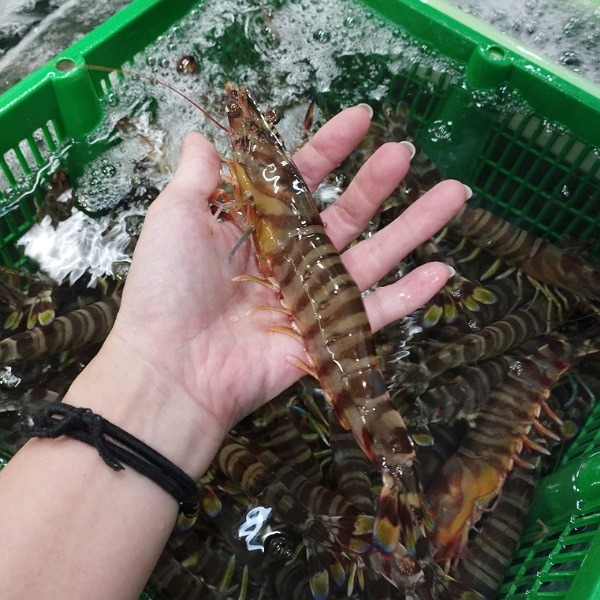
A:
[12,0,458,282]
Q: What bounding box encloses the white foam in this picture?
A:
[18,204,146,287]
[447,0,600,83]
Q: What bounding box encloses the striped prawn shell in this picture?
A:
[427,333,574,556]
[216,434,371,546]
[328,412,376,515]
[152,536,243,600]
[395,286,581,396]
[449,204,600,301]
[0,295,120,365]
[242,391,324,484]
[451,454,542,598]
[224,83,427,557]
[449,361,590,597]
[154,478,295,600]
[418,356,513,425]
[216,434,375,599]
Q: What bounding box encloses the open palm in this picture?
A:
[106,104,467,453]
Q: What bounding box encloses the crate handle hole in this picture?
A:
[55,59,77,72]
[486,46,506,61]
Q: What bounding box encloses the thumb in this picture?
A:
[166,132,222,204]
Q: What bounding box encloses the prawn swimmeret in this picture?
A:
[220,82,428,559]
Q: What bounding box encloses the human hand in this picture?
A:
[69,104,467,477]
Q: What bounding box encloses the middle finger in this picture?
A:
[342,179,468,291]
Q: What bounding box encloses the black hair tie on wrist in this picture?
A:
[19,402,199,528]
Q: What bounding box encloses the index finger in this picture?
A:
[292,105,373,191]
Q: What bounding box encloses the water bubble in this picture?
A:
[564,17,584,38]
[176,54,198,74]
[0,366,21,389]
[101,164,117,177]
[105,93,119,107]
[559,50,582,68]
[248,12,280,52]
[334,173,348,188]
[112,261,130,281]
[313,29,331,43]
[467,319,481,332]
[265,534,293,561]
[125,214,144,236]
[444,0,599,82]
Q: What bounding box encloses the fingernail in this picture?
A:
[447,265,456,278]
[463,184,473,200]
[357,103,373,118]
[398,141,416,160]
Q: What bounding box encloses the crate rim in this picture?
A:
[0,0,198,148]
[361,0,600,148]
[407,0,600,93]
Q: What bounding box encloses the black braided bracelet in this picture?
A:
[19,402,199,524]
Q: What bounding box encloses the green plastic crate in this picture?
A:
[0,0,599,598]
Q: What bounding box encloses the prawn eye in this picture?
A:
[227,101,242,118]
[264,107,281,125]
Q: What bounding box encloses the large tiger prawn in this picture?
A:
[220,83,428,557]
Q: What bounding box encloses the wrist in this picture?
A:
[64,331,224,480]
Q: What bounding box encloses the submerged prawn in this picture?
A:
[220,83,428,560]
[427,333,573,560]
[0,295,120,364]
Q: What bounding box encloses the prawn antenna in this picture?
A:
[81,64,230,135]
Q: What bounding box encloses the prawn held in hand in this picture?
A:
[221,82,429,557]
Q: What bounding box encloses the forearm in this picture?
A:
[0,437,175,599]
[0,333,222,599]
